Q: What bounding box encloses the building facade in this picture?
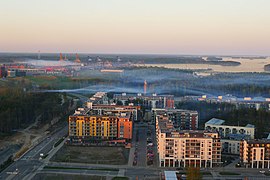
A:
[221,139,240,155]
[156,115,221,168]
[205,118,255,139]
[91,104,140,122]
[0,66,6,78]
[114,93,174,109]
[68,111,132,142]
[240,140,270,168]
[153,108,198,130]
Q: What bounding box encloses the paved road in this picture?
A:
[36,161,161,180]
[0,125,68,180]
[136,124,147,167]
[35,169,119,179]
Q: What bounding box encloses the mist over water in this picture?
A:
[38,67,270,98]
[2,55,269,98]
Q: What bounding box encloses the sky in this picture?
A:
[0,0,270,55]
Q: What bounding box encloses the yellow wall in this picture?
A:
[69,115,118,138]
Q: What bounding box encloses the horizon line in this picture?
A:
[0,51,269,57]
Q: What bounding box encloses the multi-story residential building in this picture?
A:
[153,108,198,130]
[156,115,221,168]
[88,92,109,104]
[205,118,254,155]
[91,104,140,122]
[0,66,6,78]
[221,134,251,155]
[113,93,174,109]
[205,118,255,139]
[240,139,270,168]
[68,110,132,143]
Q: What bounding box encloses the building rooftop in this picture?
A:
[157,115,217,138]
[114,93,174,98]
[246,139,270,144]
[206,118,255,129]
[226,134,251,141]
[72,107,132,119]
[205,118,225,125]
[246,124,255,128]
[164,171,177,180]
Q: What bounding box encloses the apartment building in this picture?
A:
[205,118,255,139]
[221,134,251,155]
[156,115,221,168]
[0,66,6,78]
[240,139,270,168]
[113,93,174,109]
[205,118,254,155]
[91,104,140,122]
[153,108,198,130]
[68,110,132,143]
[88,92,109,105]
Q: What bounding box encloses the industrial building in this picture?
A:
[240,139,270,168]
[156,114,221,168]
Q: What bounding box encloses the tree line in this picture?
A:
[0,87,69,137]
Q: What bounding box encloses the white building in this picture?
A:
[221,134,251,155]
[156,115,221,168]
[205,118,255,139]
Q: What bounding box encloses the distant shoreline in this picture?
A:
[144,61,241,66]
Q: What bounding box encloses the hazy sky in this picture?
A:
[0,0,270,55]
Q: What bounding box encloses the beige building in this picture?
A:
[240,140,270,168]
[156,115,221,168]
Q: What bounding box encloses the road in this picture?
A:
[0,125,68,180]
[136,124,147,167]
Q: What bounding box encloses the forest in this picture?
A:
[0,82,71,137]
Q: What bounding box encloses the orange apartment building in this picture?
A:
[68,109,133,143]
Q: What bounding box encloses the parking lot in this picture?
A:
[132,122,157,167]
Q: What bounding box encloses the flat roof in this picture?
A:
[205,118,225,125]
[246,124,255,128]
[164,171,177,180]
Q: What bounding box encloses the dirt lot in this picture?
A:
[51,145,129,165]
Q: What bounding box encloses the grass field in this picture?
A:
[51,145,129,165]
[33,173,106,180]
